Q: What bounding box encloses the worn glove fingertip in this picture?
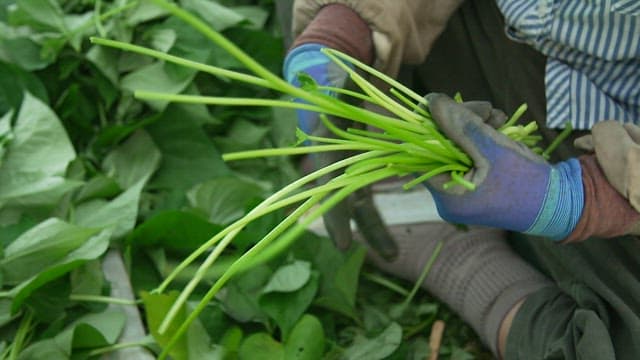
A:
[462,101,493,120]
[573,135,594,152]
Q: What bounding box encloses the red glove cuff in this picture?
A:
[563,155,640,243]
[291,4,374,65]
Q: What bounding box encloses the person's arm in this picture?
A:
[290,0,464,77]
[567,121,640,242]
[422,94,640,243]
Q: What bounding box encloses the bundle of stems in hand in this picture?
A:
[91,0,568,357]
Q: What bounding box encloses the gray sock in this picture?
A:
[360,222,552,356]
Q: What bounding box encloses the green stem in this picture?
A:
[500,103,529,130]
[160,163,400,335]
[402,164,469,190]
[322,50,422,125]
[158,167,397,359]
[146,0,351,118]
[316,86,375,103]
[400,240,443,309]
[70,294,140,306]
[323,48,426,105]
[222,144,383,161]
[390,88,430,118]
[450,171,476,190]
[243,167,399,268]
[318,114,460,165]
[158,197,322,359]
[135,91,329,112]
[86,338,155,357]
[90,37,271,88]
[71,1,139,39]
[156,150,387,293]
[346,128,399,142]
[155,151,391,333]
[543,122,573,159]
[9,311,33,360]
[362,272,410,297]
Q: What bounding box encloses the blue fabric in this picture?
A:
[496,0,640,130]
[525,158,584,240]
[283,43,345,135]
[425,96,584,239]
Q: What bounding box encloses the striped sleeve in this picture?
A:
[496,0,640,130]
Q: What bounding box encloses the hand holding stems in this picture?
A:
[284,43,398,259]
[423,93,584,240]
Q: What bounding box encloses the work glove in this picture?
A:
[283,43,398,259]
[423,93,584,240]
[575,120,640,212]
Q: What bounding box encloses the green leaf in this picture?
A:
[0,299,13,327]
[334,246,367,309]
[149,28,177,53]
[262,261,311,294]
[102,130,162,189]
[70,260,104,297]
[141,291,189,360]
[0,35,54,70]
[121,61,195,111]
[73,179,145,239]
[73,175,121,204]
[0,92,80,207]
[284,314,325,360]
[220,326,243,356]
[147,107,229,192]
[218,265,271,323]
[238,333,284,360]
[127,210,220,252]
[141,291,215,360]
[181,0,246,32]
[126,1,169,26]
[86,45,119,84]
[292,235,366,319]
[9,229,110,313]
[10,0,67,32]
[342,322,403,360]
[296,72,318,92]
[0,218,100,284]
[164,16,213,65]
[74,130,160,238]
[260,273,318,341]
[225,28,284,74]
[18,309,126,359]
[214,119,272,154]
[232,6,270,29]
[187,176,266,225]
[71,311,126,349]
[0,61,48,114]
[24,276,69,323]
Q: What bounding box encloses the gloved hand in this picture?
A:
[423,93,584,240]
[284,43,398,259]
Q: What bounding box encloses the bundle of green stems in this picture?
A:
[91,0,566,357]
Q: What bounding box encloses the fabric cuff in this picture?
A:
[283,43,330,84]
[290,3,374,65]
[563,155,640,243]
[525,158,584,240]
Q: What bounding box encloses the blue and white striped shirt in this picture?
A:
[496,0,640,129]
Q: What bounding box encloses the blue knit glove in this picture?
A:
[282,43,397,259]
[424,93,584,240]
[283,43,349,134]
